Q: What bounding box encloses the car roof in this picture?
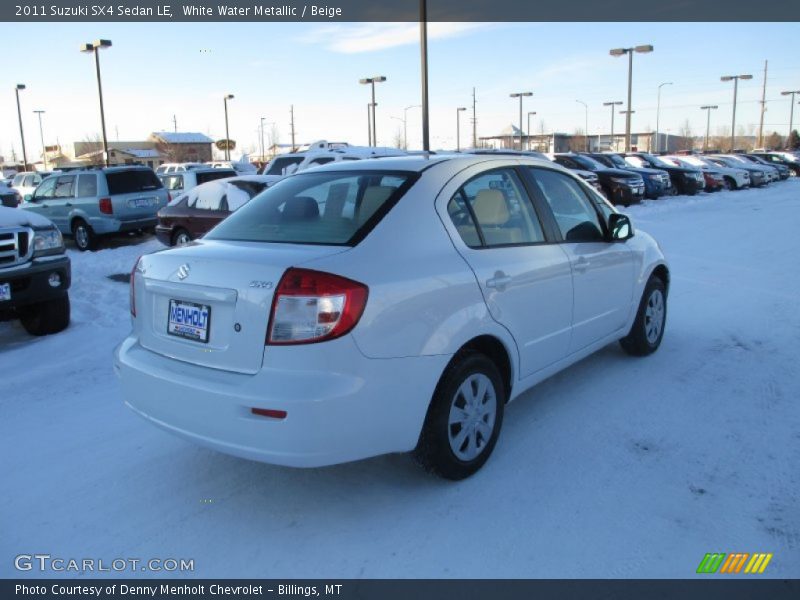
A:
[298,153,558,174]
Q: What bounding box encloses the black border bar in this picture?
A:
[4,0,800,22]
[4,579,800,600]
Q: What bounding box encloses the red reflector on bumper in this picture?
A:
[251,407,287,420]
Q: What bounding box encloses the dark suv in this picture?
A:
[623,152,705,196]
[582,152,671,199]
[0,206,70,335]
[552,153,645,206]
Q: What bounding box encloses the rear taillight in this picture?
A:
[99,197,113,215]
[130,257,141,317]
[266,268,368,345]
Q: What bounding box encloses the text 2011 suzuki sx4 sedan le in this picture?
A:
[115,155,669,479]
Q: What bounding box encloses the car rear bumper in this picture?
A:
[91,216,158,235]
[113,334,449,467]
[0,255,70,313]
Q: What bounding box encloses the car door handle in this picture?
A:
[65,203,72,207]
[573,257,590,273]
[486,274,512,289]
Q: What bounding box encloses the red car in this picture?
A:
[155,176,273,246]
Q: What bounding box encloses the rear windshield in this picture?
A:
[266,156,305,176]
[206,170,416,246]
[106,169,162,194]
[196,170,237,185]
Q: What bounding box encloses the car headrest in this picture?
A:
[282,196,319,221]
[472,189,509,226]
[358,185,395,224]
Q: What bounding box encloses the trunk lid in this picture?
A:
[135,240,349,374]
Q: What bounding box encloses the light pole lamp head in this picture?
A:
[634,44,654,53]
[457,107,467,112]
[739,74,753,80]
[700,105,719,110]
[15,83,26,90]
[373,76,387,83]
[603,101,623,106]
[609,48,627,57]
[95,39,112,49]
[781,91,800,96]
[80,43,94,53]
[225,94,234,100]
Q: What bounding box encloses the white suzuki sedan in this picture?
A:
[115,155,669,479]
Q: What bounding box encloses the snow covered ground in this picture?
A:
[2,181,799,579]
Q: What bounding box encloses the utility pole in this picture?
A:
[290,105,296,151]
[472,87,477,149]
[173,114,177,133]
[33,110,46,170]
[15,84,29,171]
[701,105,718,152]
[758,60,768,148]
[260,117,266,162]
[655,82,672,152]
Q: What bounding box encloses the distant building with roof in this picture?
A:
[47,132,216,170]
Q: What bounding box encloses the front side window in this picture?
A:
[529,168,605,243]
[206,170,415,245]
[161,175,184,191]
[449,168,545,248]
[33,177,57,199]
[196,170,236,185]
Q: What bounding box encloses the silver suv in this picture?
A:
[21,166,169,251]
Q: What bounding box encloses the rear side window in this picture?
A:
[528,168,604,243]
[12,174,24,186]
[77,174,98,197]
[449,168,545,248]
[196,170,236,185]
[106,169,162,194]
[54,176,76,198]
[206,170,416,245]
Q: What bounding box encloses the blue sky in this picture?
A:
[1,21,798,158]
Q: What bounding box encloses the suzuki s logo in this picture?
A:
[249,281,273,289]
[177,264,190,280]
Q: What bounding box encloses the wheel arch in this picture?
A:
[448,334,514,403]
[649,263,670,296]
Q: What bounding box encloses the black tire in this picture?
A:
[20,295,70,336]
[171,228,192,246]
[414,352,505,480]
[723,177,736,191]
[72,219,97,251]
[620,276,667,356]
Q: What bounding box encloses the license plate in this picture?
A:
[0,283,10,302]
[167,299,211,343]
[129,197,154,208]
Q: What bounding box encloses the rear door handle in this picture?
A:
[574,257,590,273]
[65,203,72,207]
[486,274,512,289]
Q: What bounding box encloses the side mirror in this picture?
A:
[24,194,33,202]
[608,213,633,241]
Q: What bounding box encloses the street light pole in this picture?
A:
[509,91,532,150]
[781,91,800,143]
[576,100,588,151]
[81,39,112,167]
[610,44,653,152]
[721,74,753,151]
[223,94,234,161]
[620,110,636,149]
[403,105,421,150]
[527,111,536,151]
[603,101,623,151]
[456,107,466,151]
[700,105,718,152]
[359,76,387,146]
[260,116,265,162]
[33,110,46,170]
[14,84,28,171]
[420,0,430,152]
[655,82,673,153]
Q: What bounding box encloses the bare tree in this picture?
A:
[678,119,694,151]
[392,126,404,150]
[766,131,783,150]
[567,128,586,152]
